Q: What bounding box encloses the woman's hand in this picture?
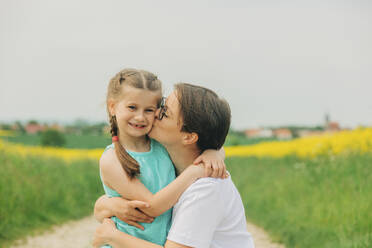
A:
[193,149,228,178]
[111,198,154,230]
[92,218,116,248]
[94,195,154,230]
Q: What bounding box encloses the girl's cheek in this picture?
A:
[146,113,156,122]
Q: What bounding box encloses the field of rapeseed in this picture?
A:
[2,127,371,161]
[0,139,102,162]
[225,127,372,158]
[0,130,15,137]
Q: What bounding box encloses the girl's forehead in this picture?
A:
[120,86,161,102]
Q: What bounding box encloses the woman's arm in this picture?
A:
[110,230,191,248]
[100,149,205,217]
[94,195,112,222]
[93,218,191,248]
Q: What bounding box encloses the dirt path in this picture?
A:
[11,216,284,248]
[246,222,284,248]
[11,216,97,248]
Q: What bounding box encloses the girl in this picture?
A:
[99,69,226,247]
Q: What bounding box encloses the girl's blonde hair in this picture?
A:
[107,68,162,179]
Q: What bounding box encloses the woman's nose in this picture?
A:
[155,108,160,119]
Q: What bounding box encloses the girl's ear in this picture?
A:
[182,132,198,146]
[108,100,116,116]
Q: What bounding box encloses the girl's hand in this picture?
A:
[92,218,116,247]
[193,149,228,178]
[186,164,206,179]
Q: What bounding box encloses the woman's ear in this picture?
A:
[182,132,198,146]
[108,100,116,116]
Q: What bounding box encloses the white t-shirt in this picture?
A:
[167,173,255,248]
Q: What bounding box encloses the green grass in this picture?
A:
[2,133,111,149]
[227,154,372,248]
[222,133,278,147]
[0,151,104,247]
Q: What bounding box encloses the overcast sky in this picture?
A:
[1,0,371,130]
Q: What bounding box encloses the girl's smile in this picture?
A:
[129,122,147,129]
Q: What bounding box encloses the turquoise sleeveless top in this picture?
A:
[99,139,176,246]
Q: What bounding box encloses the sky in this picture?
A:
[1,0,371,130]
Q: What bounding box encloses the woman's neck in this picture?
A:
[118,133,150,152]
[164,144,201,176]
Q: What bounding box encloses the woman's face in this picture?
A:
[149,90,184,146]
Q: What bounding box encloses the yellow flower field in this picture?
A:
[225,127,372,158]
[0,139,103,162]
[1,128,372,161]
[0,130,15,137]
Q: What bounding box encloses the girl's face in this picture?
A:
[109,85,161,139]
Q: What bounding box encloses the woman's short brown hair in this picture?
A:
[174,83,231,152]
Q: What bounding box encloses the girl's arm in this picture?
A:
[100,149,205,218]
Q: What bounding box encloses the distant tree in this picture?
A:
[28,120,39,125]
[73,119,89,128]
[288,128,299,138]
[86,122,106,135]
[14,121,26,134]
[225,134,242,146]
[314,125,324,131]
[41,129,66,147]
[0,123,12,130]
[228,129,245,137]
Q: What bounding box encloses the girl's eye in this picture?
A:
[128,106,136,110]
[146,109,155,113]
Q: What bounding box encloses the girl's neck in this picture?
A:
[118,133,150,153]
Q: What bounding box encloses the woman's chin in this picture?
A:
[148,126,159,140]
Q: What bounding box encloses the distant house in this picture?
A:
[25,123,44,134]
[273,128,292,140]
[245,128,274,138]
[324,113,341,133]
[326,122,341,132]
[244,129,260,138]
